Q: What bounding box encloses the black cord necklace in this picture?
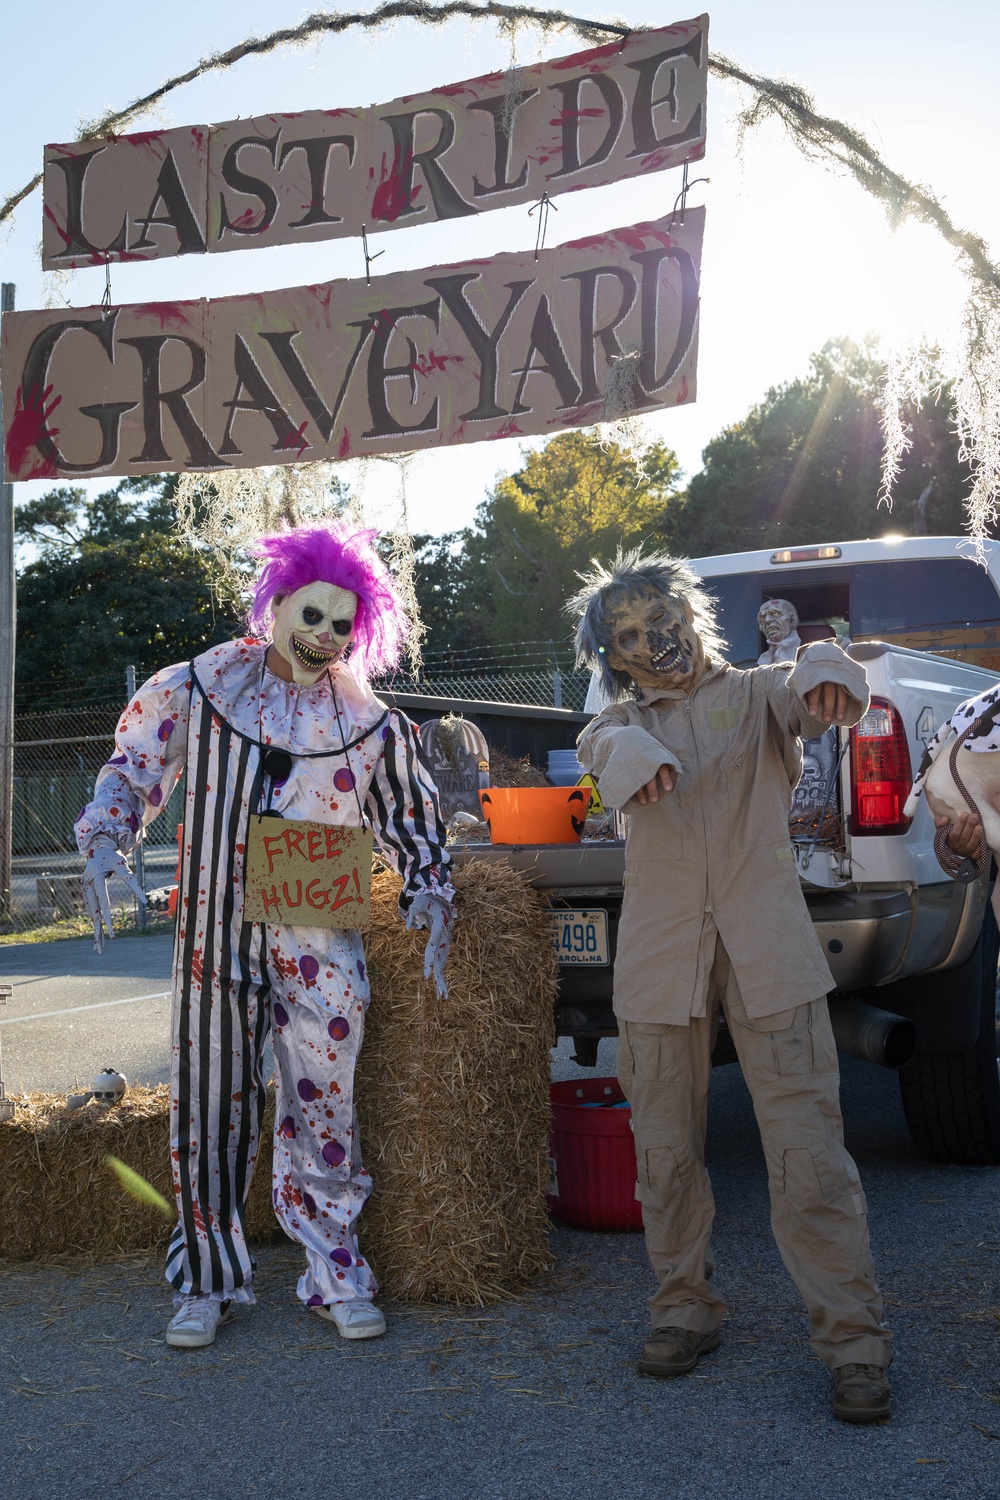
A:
[254,653,373,825]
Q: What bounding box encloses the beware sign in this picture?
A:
[243,815,373,928]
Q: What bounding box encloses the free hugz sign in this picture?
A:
[243,814,373,928]
[40,19,707,268]
[2,210,703,482]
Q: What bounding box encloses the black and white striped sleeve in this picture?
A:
[366,711,454,914]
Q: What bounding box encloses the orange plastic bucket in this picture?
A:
[478,785,592,844]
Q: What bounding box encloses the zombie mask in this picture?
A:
[270,582,358,684]
[758,599,799,646]
[605,588,706,691]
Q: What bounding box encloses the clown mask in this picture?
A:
[605,588,706,692]
[269,582,358,684]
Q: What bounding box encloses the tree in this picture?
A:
[670,338,977,558]
[460,431,684,646]
[410,532,492,660]
[15,476,240,710]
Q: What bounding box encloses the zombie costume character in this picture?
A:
[76,526,453,1347]
[757,598,801,665]
[568,551,891,1424]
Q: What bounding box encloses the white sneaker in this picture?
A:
[312,1299,387,1340]
[166,1296,232,1349]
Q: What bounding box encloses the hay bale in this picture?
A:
[0,1085,175,1260]
[358,860,557,1302]
[0,1084,280,1260]
[0,861,557,1303]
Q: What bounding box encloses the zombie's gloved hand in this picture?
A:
[81,839,147,954]
[406,890,455,999]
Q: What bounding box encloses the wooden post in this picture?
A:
[0,981,12,1119]
[0,283,15,923]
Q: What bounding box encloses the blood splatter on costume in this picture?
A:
[76,547,452,1314]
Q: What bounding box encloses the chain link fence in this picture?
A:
[1,652,593,939]
[3,686,183,940]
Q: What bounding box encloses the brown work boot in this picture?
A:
[637,1326,720,1378]
[831,1363,891,1424]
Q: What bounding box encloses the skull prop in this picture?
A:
[569,550,725,703]
[92,1067,127,1105]
[757,599,801,665]
[269,582,358,684]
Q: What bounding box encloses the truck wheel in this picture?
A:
[897,900,1000,1164]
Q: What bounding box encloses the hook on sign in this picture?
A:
[528,192,558,260]
[361,224,385,286]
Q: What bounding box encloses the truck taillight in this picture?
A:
[850,698,913,835]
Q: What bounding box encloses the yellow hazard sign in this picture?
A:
[576,773,605,815]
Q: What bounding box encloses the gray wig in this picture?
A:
[566,548,728,702]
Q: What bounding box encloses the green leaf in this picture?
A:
[104,1155,174,1217]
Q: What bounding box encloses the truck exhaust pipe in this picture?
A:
[827,997,916,1070]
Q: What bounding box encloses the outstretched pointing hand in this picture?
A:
[81,840,147,954]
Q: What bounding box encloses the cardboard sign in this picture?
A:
[3,209,703,482]
[243,815,373,928]
[40,19,708,268]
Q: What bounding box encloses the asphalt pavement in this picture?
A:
[2,940,1000,1498]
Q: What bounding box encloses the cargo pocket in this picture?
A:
[763,1007,815,1078]
[622,1021,676,1082]
[781,1143,866,1213]
[736,1006,814,1079]
[637,1143,695,1212]
[781,1145,833,1208]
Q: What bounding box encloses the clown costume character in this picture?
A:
[568,550,892,1424]
[76,525,454,1349]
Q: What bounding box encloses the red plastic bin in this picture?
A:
[547,1077,644,1231]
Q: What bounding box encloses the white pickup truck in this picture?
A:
[456,536,1000,1167]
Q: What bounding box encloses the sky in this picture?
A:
[1,0,998,538]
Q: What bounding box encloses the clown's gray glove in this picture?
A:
[81,839,146,954]
[406,890,455,999]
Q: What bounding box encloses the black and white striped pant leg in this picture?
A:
[165,940,270,1304]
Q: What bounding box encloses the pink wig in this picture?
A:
[247,524,409,679]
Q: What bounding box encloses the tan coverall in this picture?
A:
[577,644,891,1370]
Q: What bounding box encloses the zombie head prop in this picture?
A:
[568,550,726,701]
[758,599,799,646]
[757,598,801,666]
[248,525,409,684]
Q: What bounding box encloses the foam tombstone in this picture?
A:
[419,715,489,819]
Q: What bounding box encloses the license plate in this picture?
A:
[551,909,609,966]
